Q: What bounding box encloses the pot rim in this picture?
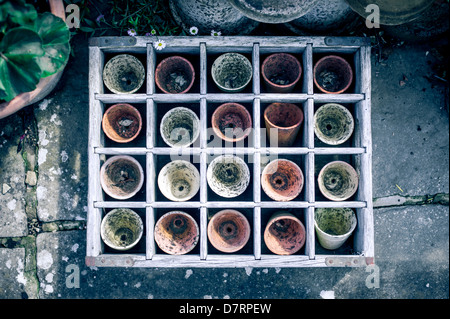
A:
[160,106,200,147]
[102,103,143,143]
[100,208,144,251]
[261,159,304,201]
[103,54,146,94]
[211,102,253,142]
[261,53,302,89]
[154,211,199,255]
[100,155,145,200]
[313,55,353,94]
[211,52,253,92]
[317,160,359,201]
[157,159,200,202]
[155,55,196,94]
[313,103,354,145]
[314,207,357,239]
[264,102,304,130]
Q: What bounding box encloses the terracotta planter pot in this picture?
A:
[264,103,303,147]
[314,103,354,145]
[318,161,359,201]
[314,207,357,250]
[100,155,144,200]
[103,54,145,94]
[157,160,200,201]
[212,103,252,142]
[154,211,199,255]
[211,53,252,92]
[313,55,353,94]
[261,53,302,93]
[208,209,250,253]
[207,155,250,198]
[155,56,195,94]
[100,208,143,251]
[0,0,66,119]
[264,211,306,255]
[160,107,200,147]
[102,103,142,143]
[261,159,303,201]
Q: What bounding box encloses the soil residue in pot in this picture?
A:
[112,114,140,139]
[317,70,341,92]
[106,159,141,194]
[165,69,189,93]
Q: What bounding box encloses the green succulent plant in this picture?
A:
[0,0,70,102]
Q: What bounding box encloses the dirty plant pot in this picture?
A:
[314,55,353,94]
[264,103,303,147]
[103,54,145,94]
[208,209,250,253]
[314,103,354,145]
[314,207,357,250]
[211,53,252,92]
[318,161,358,201]
[160,107,200,147]
[100,155,144,200]
[102,103,142,143]
[207,155,250,198]
[261,159,303,201]
[157,160,200,201]
[212,103,252,142]
[101,208,144,251]
[261,53,302,93]
[154,211,199,255]
[264,211,306,255]
[155,56,195,94]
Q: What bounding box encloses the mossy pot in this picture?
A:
[160,107,200,147]
[211,53,253,92]
[101,208,144,251]
[318,160,359,201]
[103,54,145,94]
[314,103,354,145]
[207,155,250,198]
[158,160,200,202]
[314,207,357,250]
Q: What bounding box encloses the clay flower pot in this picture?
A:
[157,160,200,201]
[314,103,354,145]
[313,55,353,94]
[314,207,357,250]
[154,211,199,255]
[160,107,200,147]
[211,53,252,92]
[264,211,306,255]
[102,103,142,143]
[211,103,252,142]
[100,155,144,200]
[318,161,359,201]
[103,54,146,94]
[100,208,144,251]
[261,53,302,93]
[261,159,304,201]
[155,56,195,94]
[207,155,250,198]
[264,103,303,147]
[207,209,250,253]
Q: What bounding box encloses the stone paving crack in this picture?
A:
[373,193,449,208]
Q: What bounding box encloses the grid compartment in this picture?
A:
[87,36,373,268]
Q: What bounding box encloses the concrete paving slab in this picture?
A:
[0,248,26,299]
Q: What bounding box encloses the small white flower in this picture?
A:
[211,30,221,36]
[189,26,198,35]
[127,28,137,37]
[153,40,166,51]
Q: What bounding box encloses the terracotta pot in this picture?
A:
[211,53,252,92]
[103,54,145,94]
[261,159,303,201]
[314,103,354,145]
[211,103,252,142]
[102,103,142,143]
[261,53,302,93]
[314,207,357,250]
[264,103,303,147]
[100,155,144,200]
[100,208,143,251]
[155,56,195,94]
[157,160,200,201]
[208,209,250,253]
[207,155,250,198]
[0,0,66,119]
[313,55,353,94]
[318,161,359,201]
[160,107,200,147]
[264,211,306,255]
[154,211,199,255]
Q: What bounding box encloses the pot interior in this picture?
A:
[155,212,199,254]
[263,160,303,200]
[265,103,303,128]
[161,108,199,147]
[212,103,252,140]
[262,53,301,86]
[315,208,356,236]
[314,56,353,93]
[103,104,141,142]
[156,57,194,93]
[103,54,145,94]
[102,157,142,197]
[265,215,305,255]
[315,104,353,145]
[101,209,143,250]
[320,162,358,200]
[159,161,199,200]
[212,53,252,90]
[209,210,250,252]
